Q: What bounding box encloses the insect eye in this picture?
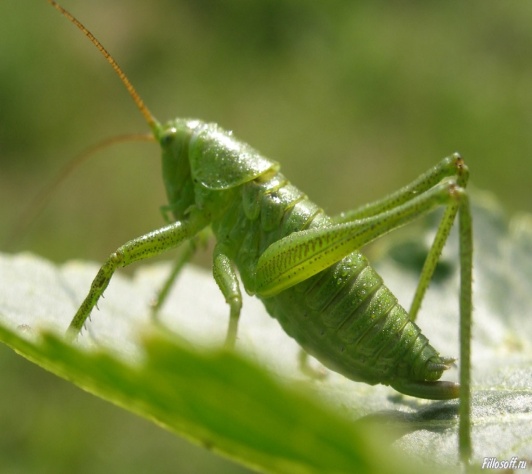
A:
[160,128,177,146]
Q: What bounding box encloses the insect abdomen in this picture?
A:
[262,251,446,386]
[212,168,446,387]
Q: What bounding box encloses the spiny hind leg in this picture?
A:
[408,156,469,320]
[255,171,468,298]
[330,153,466,224]
[327,152,470,323]
[338,152,472,459]
[389,156,472,461]
[254,153,473,460]
[457,189,473,463]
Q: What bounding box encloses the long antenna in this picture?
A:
[47,0,159,132]
[3,133,155,249]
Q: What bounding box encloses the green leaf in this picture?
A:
[0,191,531,473]
[0,255,415,474]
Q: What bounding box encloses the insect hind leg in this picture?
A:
[332,152,472,461]
[409,156,469,321]
[331,153,467,225]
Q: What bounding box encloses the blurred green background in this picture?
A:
[1,1,531,472]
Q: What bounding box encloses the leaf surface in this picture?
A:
[0,193,530,472]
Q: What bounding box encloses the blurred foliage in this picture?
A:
[0,346,253,474]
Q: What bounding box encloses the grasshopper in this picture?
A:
[46,0,473,463]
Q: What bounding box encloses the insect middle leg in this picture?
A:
[213,243,243,348]
[150,239,197,322]
[150,229,211,322]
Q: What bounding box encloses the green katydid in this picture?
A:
[46,0,473,464]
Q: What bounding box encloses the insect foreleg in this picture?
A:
[213,243,243,348]
[255,178,465,298]
[67,213,209,338]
